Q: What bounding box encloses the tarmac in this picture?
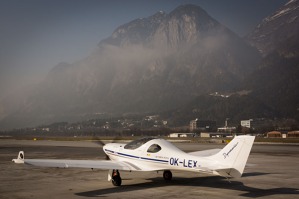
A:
[0,139,298,199]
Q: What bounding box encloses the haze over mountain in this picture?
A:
[1,2,298,129]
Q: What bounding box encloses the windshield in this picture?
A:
[124,137,155,150]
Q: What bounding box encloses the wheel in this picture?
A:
[163,170,172,181]
[111,170,122,186]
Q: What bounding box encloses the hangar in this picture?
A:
[267,131,281,138]
[288,131,299,138]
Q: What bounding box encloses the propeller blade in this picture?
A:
[92,136,123,160]
[91,137,110,159]
[92,137,106,146]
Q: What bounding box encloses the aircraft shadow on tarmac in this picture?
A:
[76,173,299,198]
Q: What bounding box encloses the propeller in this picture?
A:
[93,139,106,147]
[92,137,110,160]
[93,136,123,160]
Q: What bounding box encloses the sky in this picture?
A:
[0,0,287,99]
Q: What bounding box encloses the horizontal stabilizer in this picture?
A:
[188,149,221,157]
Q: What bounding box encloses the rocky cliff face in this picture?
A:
[247,0,299,57]
[0,5,261,129]
[93,4,260,111]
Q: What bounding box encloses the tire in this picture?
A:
[163,170,172,181]
[112,175,122,186]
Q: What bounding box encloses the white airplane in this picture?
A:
[13,135,255,186]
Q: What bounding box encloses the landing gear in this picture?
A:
[163,170,172,181]
[111,170,122,186]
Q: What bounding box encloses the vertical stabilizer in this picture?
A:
[210,135,255,178]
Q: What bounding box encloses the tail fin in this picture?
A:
[211,135,255,178]
[12,151,24,164]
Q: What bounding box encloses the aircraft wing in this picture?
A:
[12,151,140,171]
[188,149,221,157]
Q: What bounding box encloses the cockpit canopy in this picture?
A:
[124,137,155,150]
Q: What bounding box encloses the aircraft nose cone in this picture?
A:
[103,144,107,152]
[103,143,115,153]
[103,144,112,160]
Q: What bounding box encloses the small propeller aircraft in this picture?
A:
[13,135,255,186]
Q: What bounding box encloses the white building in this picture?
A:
[169,133,195,138]
[241,119,253,128]
[189,118,198,132]
[241,118,266,130]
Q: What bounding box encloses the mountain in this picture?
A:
[244,0,299,121]
[0,5,263,129]
[159,0,299,127]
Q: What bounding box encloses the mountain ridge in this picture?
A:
[246,0,299,57]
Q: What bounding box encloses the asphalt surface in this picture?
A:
[0,140,298,199]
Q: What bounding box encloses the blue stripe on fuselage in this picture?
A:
[141,156,168,163]
[104,149,168,164]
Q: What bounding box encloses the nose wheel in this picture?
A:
[111,170,122,186]
[163,170,172,181]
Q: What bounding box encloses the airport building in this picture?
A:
[266,131,299,138]
[200,132,232,138]
[267,131,282,138]
[189,118,216,132]
[217,118,235,134]
[288,131,299,138]
[241,118,267,130]
[169,133,196,138]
